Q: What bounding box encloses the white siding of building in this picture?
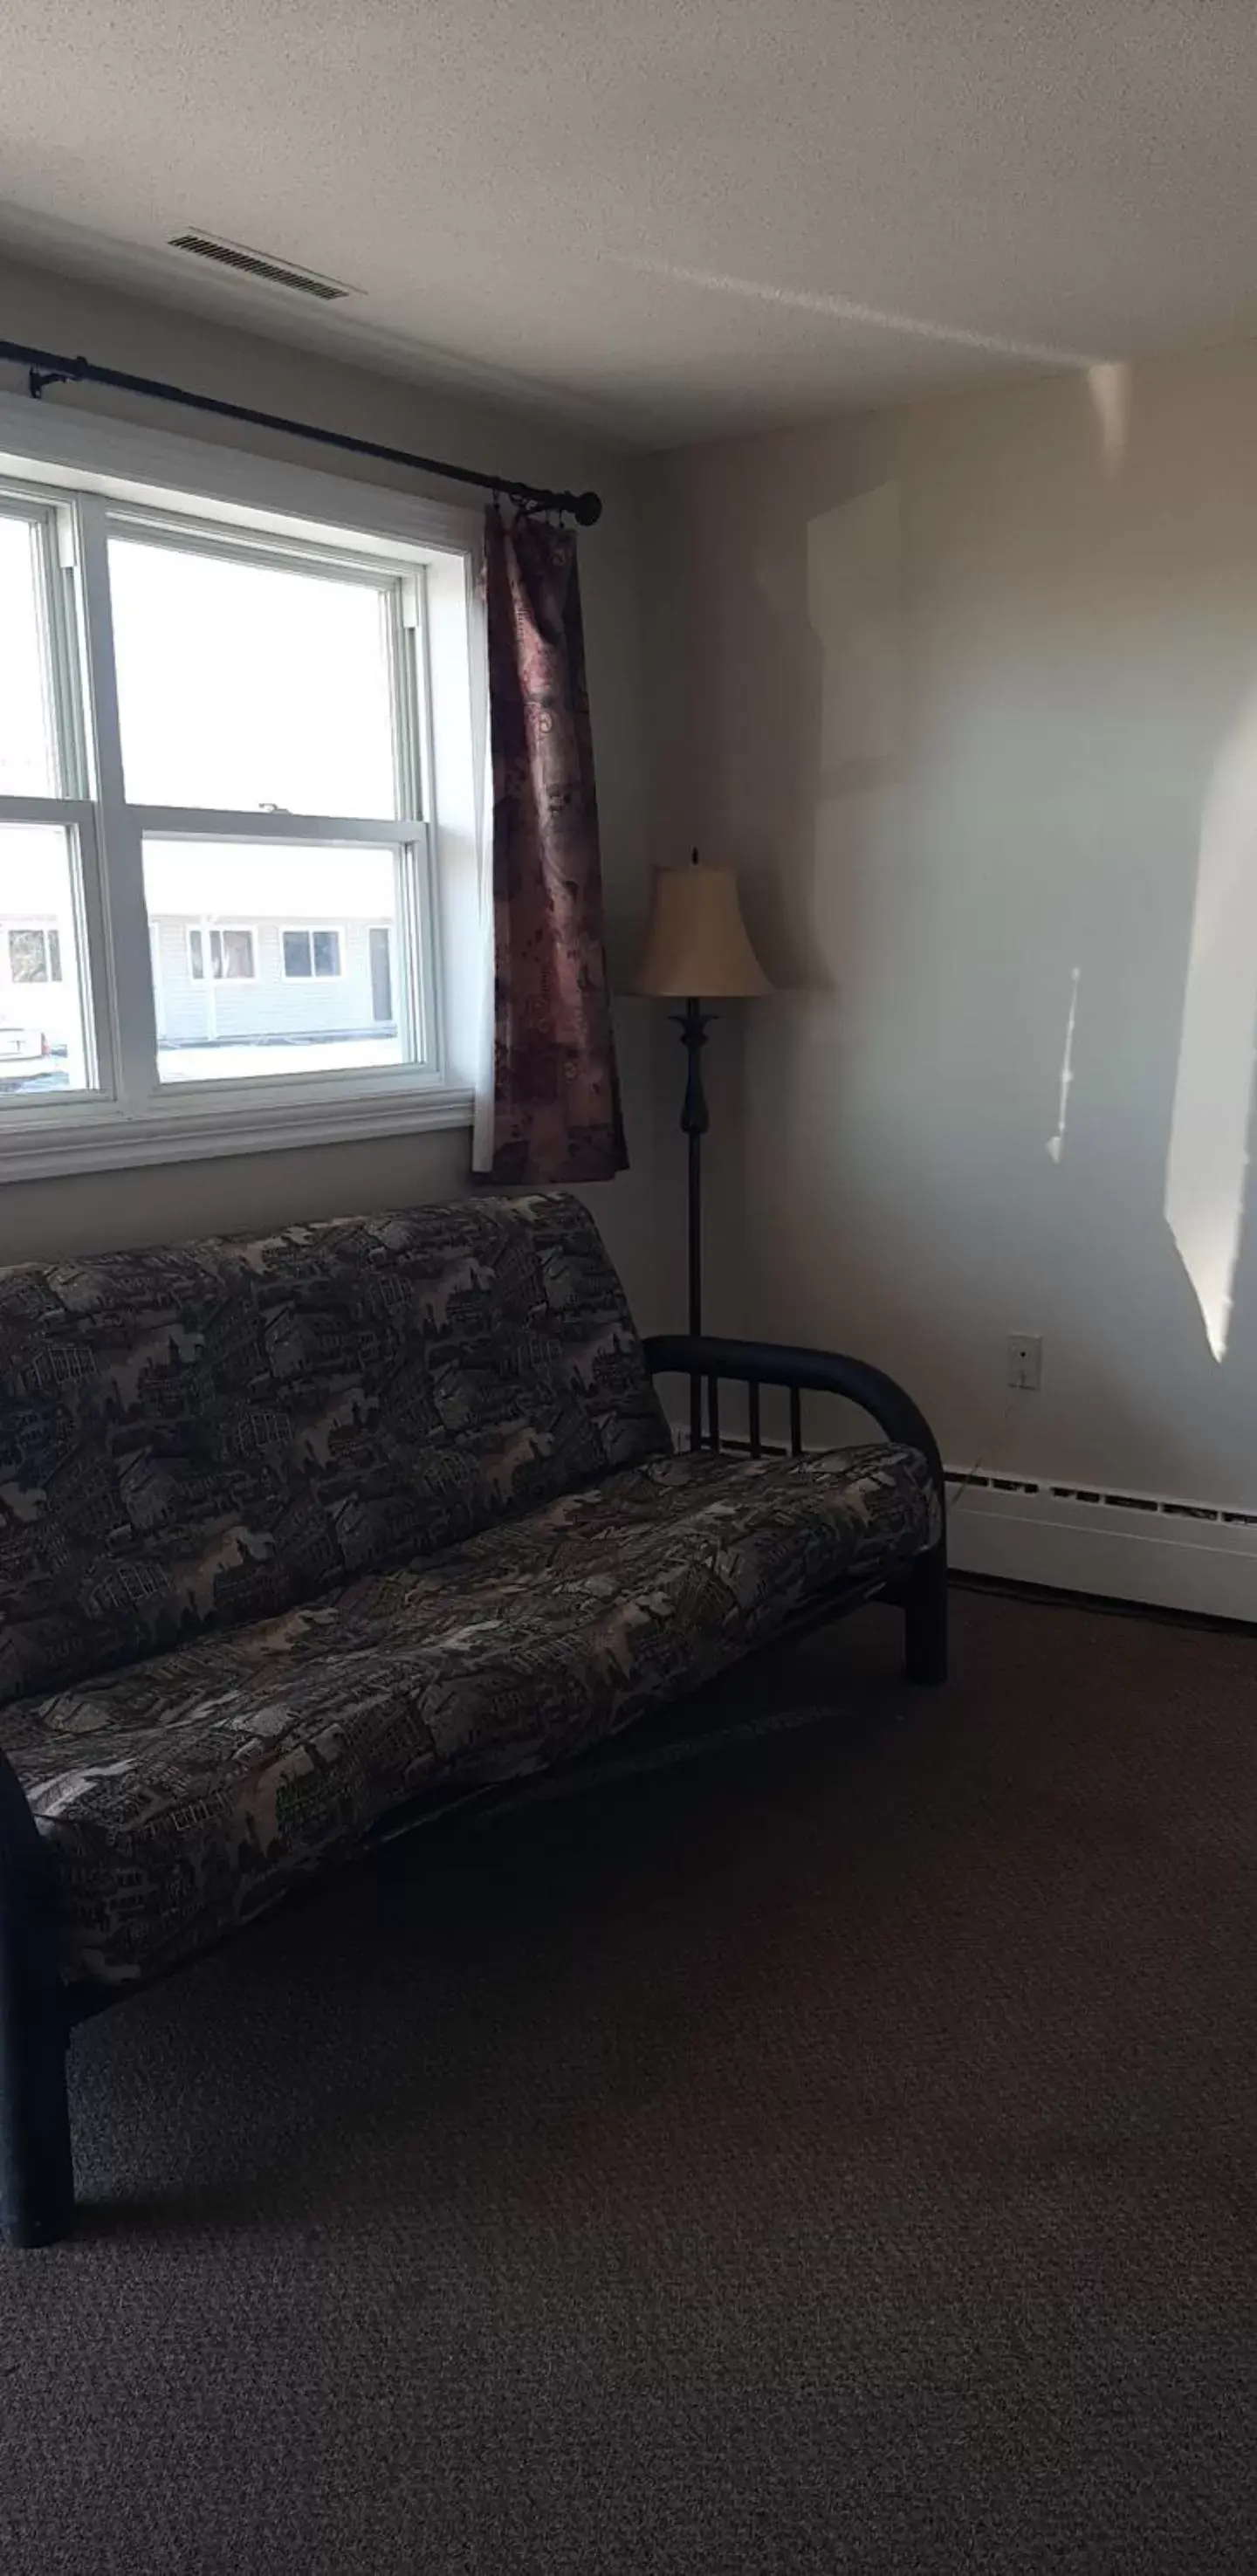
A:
[153,917,392,1050]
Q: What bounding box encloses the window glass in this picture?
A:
[146,842,402,1083]
[0,828,93,1094]
[109,535,399,816]
[0,514,59,796]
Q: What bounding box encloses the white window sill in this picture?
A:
[0,1081,474,1181]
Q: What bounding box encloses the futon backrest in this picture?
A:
[0,1191,669,1705]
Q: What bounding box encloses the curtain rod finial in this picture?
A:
[574,491,601,526]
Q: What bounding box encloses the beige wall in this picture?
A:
[0,254,674,1327]
[640,340,1257,1508]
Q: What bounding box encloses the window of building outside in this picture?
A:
[189,926,256,982]
[281,927,342,980]
[0,410,481,1172]
[8,923,61,982]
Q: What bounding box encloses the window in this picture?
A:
[0,401,480,1173]
[8,925,62,983]
[117,528,421,1089]
[281,927,341,980]
[0,513,61,796]
[188,926,256,982]
[0,480,95,1098]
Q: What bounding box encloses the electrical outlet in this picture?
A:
[1006,1334,1042,1392]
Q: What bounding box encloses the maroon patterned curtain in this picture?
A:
[477,504,628,1184]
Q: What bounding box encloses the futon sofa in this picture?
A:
[0,1190,944,2243]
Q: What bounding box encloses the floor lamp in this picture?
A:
[635,852,770,1436]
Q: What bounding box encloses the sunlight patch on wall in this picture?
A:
[806,485,902,773]
[1047,965,1080,1163]
[1164,695,1257,1361]
[1086,361,1132,481]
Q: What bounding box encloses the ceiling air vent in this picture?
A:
[168,232,354,301]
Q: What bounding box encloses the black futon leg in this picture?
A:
[0,1761,74,2247]
[903,1541,948,1686]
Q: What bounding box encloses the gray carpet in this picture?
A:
[2,1588,1254,2575]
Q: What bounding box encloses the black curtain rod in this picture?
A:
[0,336,602,525]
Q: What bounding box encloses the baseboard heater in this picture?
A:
[946,1469,1257,1623]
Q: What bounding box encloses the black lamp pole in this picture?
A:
[642,844,766,1453]
[675,986,713,1454]
[676,994,712,1342]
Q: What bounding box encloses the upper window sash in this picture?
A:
[101,504,427,832]
[0,489,92,808]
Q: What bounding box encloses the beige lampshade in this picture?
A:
[634,861,770,999]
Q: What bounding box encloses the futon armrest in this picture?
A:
[0,1741,65,2002]
[642,1333,944,1496]
[0,1747,53,1902]
[0,1746,39,1852]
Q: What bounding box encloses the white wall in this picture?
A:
[640,339,1257,1515]
[0,253,673,1328]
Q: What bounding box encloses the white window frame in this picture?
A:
[187,924,258,985]
[280,924,343,981]
[0,391,486,1179]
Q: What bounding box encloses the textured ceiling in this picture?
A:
[2,0,1257,444]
